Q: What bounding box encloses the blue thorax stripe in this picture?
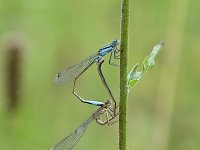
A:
[98,44,113,56]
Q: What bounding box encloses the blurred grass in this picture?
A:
[0,0,200,150]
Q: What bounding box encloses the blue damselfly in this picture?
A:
[55,39,120,113]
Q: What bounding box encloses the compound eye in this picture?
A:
[105,100,111,105]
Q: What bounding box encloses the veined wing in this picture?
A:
[55,53,98,84]
[51,115,95,150]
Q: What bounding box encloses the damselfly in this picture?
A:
[55,39,120,113]
[51,100,118,150]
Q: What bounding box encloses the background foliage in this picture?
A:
[0,0,199,150]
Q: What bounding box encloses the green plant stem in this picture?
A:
[119,0,130,149]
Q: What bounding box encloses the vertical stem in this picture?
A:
[119,0,130,149]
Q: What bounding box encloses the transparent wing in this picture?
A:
[51,115,95,150]
[55,53,98,84]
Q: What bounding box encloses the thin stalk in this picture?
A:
[119,0,130,149]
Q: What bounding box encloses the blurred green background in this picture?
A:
[0,0,199,150]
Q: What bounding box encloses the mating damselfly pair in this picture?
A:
[52,39,120,150]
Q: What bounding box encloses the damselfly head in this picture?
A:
[104,100,111,107]
[112,39,119,47]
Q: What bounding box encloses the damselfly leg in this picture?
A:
[108,47,120,67]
